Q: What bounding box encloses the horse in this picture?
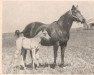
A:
[15,29,50,69]
[21,5,86,68]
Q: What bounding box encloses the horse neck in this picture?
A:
[58,11,74,32]
[35,37,41,43]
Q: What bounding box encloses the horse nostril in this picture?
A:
[82,19,85,23]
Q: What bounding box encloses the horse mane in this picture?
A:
[57,10,73,32]
[58,11,71,23]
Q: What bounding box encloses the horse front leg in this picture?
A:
[60,42,67,67]
[52,44,59,68]
[32,49,36,69]
[30,50,33,64]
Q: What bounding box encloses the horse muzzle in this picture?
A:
[81,18,85,23]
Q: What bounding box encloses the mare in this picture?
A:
[21,5,86,68]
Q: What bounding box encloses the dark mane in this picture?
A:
[57,11,73,32]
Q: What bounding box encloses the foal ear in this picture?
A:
[71,5,76,10]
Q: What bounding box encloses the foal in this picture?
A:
[15,29,50,69]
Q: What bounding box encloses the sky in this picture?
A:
[3,1,94,33]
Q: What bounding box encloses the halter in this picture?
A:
[69,10,79,20]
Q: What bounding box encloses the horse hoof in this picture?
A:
[19,65,25,70]
[50,63,56,69]
[59,64,64,68]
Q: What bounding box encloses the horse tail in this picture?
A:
[32,25,47,37]
[15,30,21,37]
[22,22,45,38]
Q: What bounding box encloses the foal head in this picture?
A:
[70,5,85,23]
[41,29,50,39]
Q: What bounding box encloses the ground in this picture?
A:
[2,29,94,74]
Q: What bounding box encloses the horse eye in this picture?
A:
[74,10,77,13]
[43,33,46,36]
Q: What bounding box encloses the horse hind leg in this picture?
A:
[36,60,39,68]
[12,48,21,67]
[30,50,37,69]
[21,48,27,69]
[35,52,39,68]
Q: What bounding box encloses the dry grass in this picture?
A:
[2,29,94,74]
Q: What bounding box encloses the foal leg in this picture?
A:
[13,49,20,67]
[60,42,67,67]
[36,59,39,68]
[35,50,39,68]
[32,49,36,69]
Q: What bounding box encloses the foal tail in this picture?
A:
[15,30,21,37]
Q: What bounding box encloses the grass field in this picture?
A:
[2,29,94,74]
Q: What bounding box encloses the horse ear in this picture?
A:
[76,5,78,9]
[71,5,76,10]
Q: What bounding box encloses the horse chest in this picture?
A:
[49,28,69,42]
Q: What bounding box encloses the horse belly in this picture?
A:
[30,39,39,49]
[23,39,31,49]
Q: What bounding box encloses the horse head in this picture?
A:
[70,5,85,23]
